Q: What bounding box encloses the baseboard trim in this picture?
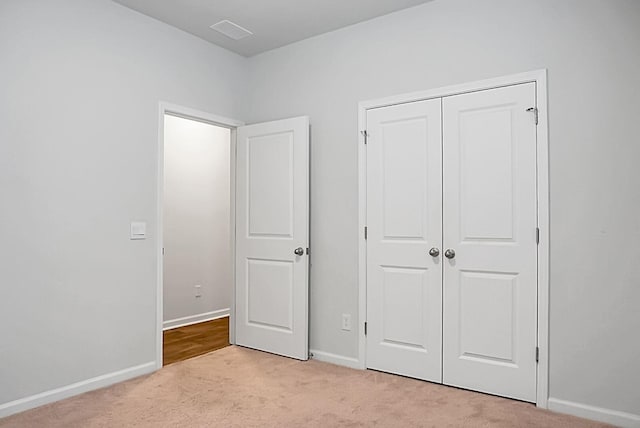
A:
[310,349,361,370]
[0,361,156,419]
[163,308,230,331]
[548,397,640,428]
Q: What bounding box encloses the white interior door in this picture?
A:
[366,99,443,382]
[442,83,538,402]
[235,116,309,360]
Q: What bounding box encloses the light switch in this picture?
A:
[130,221,146,240]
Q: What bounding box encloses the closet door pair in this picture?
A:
[365,83,538,402]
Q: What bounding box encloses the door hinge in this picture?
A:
[162,247,165,255]
[364,322,368,336]
[526,107,539,125]
[536,227,540,245]
[364,226,367,240]
[360,130,368,144]
[536,346,540,363]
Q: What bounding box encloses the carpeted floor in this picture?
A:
[0,346,609,427]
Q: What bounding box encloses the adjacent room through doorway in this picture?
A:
[161,114,232,365]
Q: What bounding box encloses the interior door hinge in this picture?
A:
[162,247,165,255]
[360,130,368,144]
[536,346,540,363]
[364,226,367,240]
[536,227,540,245]
[527,107,539,125]
[364,322,367,336]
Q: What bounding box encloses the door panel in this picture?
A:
[459,270,518,363]
[459,108,515,240]
[236,116,309,360]
[366,99,442,382]
[247,132,294,237]
[442,83,537,402]
[246,258,293,331]
[381,266,430,348]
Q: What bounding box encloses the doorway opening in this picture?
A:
[158,105,243,367]
[156,104,311,368]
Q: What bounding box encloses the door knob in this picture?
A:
[428,247,440,257]
[444,249,456,259]
[294,247,304,256]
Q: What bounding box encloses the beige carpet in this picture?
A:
[1,346,609,427]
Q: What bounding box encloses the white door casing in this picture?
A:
[442,83,538,401]
[365,99,443,382]
[235,116,309,360]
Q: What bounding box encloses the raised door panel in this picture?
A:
[459,108,515,241]
[246,259,293,332]
[381,266,429,349]
[459,270,518,365]
[381,117,430,241]
[247,132,293,238]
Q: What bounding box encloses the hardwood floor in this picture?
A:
[163,317,230,366]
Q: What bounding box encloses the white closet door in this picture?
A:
[442,83,538,402]
[366,99,443,382]
[235,116,309,361]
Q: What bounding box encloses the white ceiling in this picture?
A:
[113,0,434,57]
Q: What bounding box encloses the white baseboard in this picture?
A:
[310,349,361,370]
[548,397,640,428]
[0,361,156,419]
[163,308,230,331]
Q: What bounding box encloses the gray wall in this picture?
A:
[0,0,246,405]
[2,0,639,421]
[246,0,640,416]
[163,115,231,324]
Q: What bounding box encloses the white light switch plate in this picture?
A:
[130,221,146,240]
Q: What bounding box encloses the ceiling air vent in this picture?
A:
[209,20,253,40]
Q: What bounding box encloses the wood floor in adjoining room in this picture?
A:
[163,316,229,366]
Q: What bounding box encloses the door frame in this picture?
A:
[156,102,244,368]
[357,69,550,408]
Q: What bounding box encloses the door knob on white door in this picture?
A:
[444,249,456,259]
[429,248,440,257]
[294,247,304,256]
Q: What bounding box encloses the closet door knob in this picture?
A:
[294,247,304,256]
[444,249,456,259]
[428,248,440,257]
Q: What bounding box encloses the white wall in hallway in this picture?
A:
[246,0,640,419]
[163,115,231,325]
[0,0,246,409]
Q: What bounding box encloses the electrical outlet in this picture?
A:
[195,284,202,298]
[341,314,351,331]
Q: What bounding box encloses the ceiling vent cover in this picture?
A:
[210,20,253,40]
